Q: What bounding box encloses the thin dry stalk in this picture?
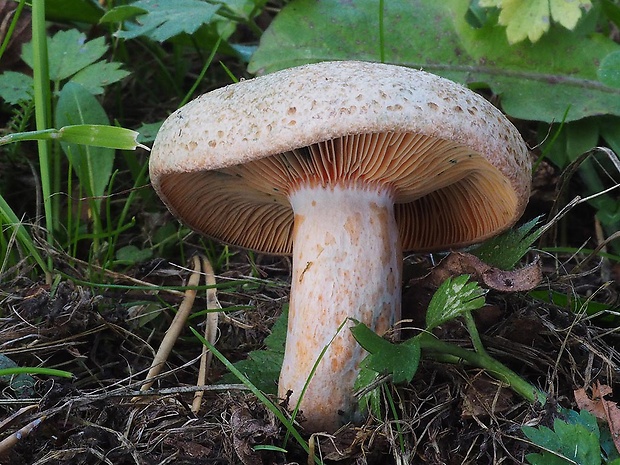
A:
[132,255,202,399]
[0,415,46,456]
[192,255,221,413]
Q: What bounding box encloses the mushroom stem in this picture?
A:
[280,183,402,432]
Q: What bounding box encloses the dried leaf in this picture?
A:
[423,252,542,292]
[574,383,620,455]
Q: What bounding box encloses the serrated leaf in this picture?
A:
[523,410,602,465]
[248,0,620,123]
[0,72,33,105]
[351,322,421,384]
[479,0,591,44]
[55,82,115,210]
[482,0,549,43]
[136,121,164,144]
[115,0,221,42]
[22,29,108,82]
[425,276,486,331]
[71,61,130,95]
[472,217,542,270]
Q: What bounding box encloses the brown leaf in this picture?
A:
[574,382,620,455]
[421,252,542,292]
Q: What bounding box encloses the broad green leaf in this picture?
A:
[425,275,486,331]
[351,322,421,384]
[115,0,221,42]
[543,119,600,169]
[55,82,115,210]
[46,0,104,23]
[22,29,108,82]
[598,51,620,88]
[472,216,542,269]
[478,0,591,44]
[71,61,130,95]
[248,0,620,123]
[0,71,34,105]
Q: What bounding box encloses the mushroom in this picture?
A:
[149,61,531,432]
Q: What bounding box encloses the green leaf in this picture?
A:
[351,322,421,384]
[523,410,601,465]
[603,0,620,29]
[22,29,108,82]
[55,82,115,209]
[478,0,591,44]
[529,289,611,315]
[46,0,104,23]
[115,0,221,42]
[465,0,492,28]
[248,0,620,123]
[598,51,620,88]
[0,354,36,397]
[425,276,486,331]
[472,217,542,269]
[543,119,600,169]
[136,121,164,144]
[71,61,130,95]
[219,308,287,394]
[0,126,144,151]
[57,125,144,150]
[99,5,148,24]
[0,71,34,105]
[354,366,382,417]
[115,245,153,265]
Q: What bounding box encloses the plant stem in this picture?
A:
[31,0,53,279]
[417,333,546,405]
[463,310,488,356]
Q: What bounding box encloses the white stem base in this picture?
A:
[279,184,402,432]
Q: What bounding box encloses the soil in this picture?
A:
[0,218,619,464]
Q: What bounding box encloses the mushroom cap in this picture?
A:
[150,60,531,254]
